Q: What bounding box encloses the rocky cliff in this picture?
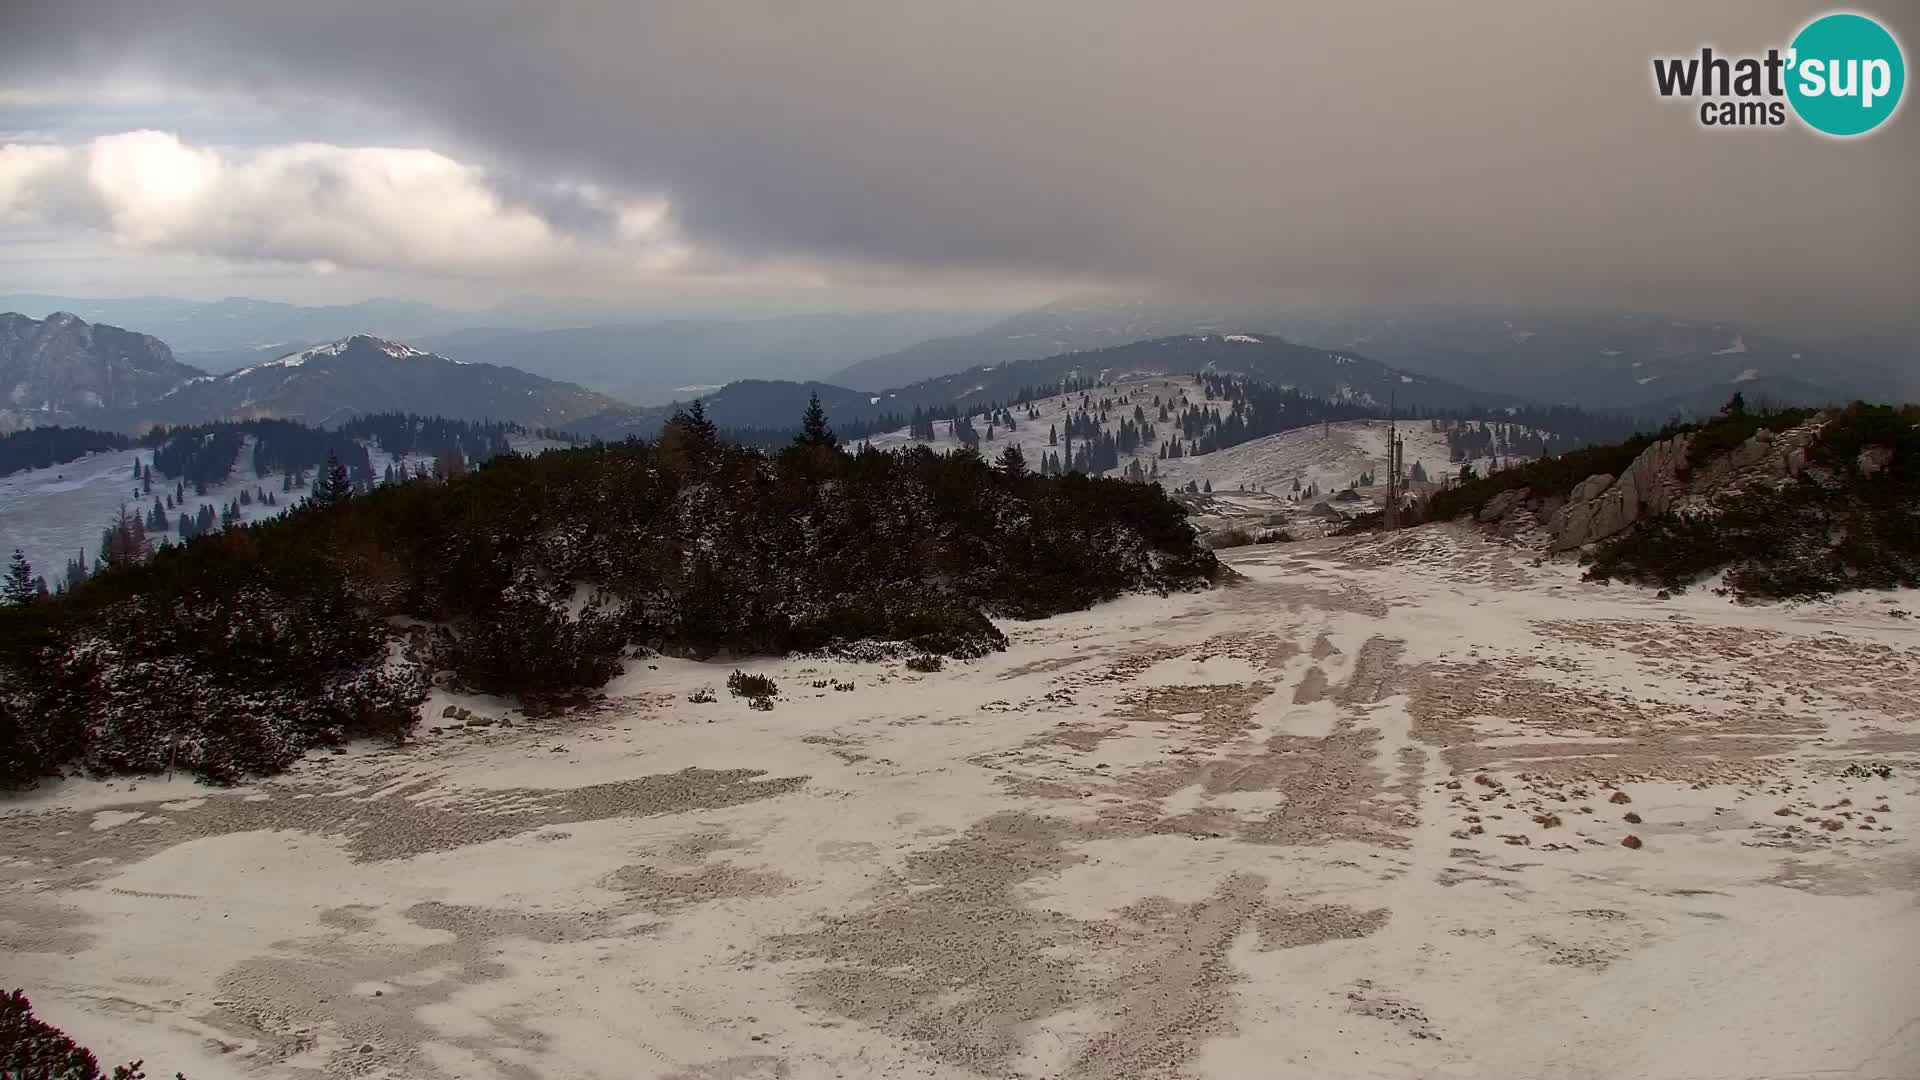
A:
[0,311,205,430]
[1474,420,1825,552]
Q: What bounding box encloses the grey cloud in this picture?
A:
[3,0,1916,327]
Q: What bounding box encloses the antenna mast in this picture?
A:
[1385,392,1403,531]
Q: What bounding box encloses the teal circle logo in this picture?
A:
[1787,12,1905,136]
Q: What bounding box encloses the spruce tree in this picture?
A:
[684,400,718,448]
[795,392,838,449]
[3,549,35,605]
[996,443,1028,478]
[315,452,352,508]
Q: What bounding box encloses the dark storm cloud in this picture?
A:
[4,1,1915,326]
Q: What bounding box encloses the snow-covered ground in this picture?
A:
[0,435,572,586]
[6,526,1917,1079]
[863,374,1521,500]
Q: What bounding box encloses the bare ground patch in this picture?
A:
[0,767,809,894]
[768,814,1386,1079]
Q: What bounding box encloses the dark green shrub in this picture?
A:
[727,670,778,700]
[433,596,626,697]
[1203,527,1256,550]
[2,430,1217,783]
[0,989,184,1079]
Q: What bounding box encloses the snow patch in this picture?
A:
[1222,334,1262,344]
[376,340,430,360]
[1732,368,1760,383]
[1712,335,1749,356]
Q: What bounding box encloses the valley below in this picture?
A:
[4,527,1918,1080]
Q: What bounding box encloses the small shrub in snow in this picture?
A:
[687,687,717,703]
[1203,527,1256,550]
[904,654,944,673]
[748,697,775,712]
[727,670,778,700]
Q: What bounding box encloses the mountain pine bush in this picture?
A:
[1,419,1216,786]
[0,989,184,1079]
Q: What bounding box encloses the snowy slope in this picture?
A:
[8,528,1917,1079]
[862,373,1526,498]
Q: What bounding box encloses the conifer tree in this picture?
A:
[314,452,352,507]
[996,443,1028,477]
[795,392,838,449]
[685,400,718,447]
[3,549,35,605]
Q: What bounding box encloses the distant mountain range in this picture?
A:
[1244,308,1914,410]
[0,294,470,356]
[131,335,624,430]
[873,333,1516,415]
[0,312,628,432]
[0,312,202,432]
[0,293,999,398]
[594,333,1513,439]
[417,310,994,405]
[7,298,1903,444]
[830,297,1913,409]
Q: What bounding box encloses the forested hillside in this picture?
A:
[0,407,1216,786]
[0,426,131,478]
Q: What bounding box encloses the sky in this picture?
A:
[0,1,1914,327]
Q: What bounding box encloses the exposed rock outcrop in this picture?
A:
[1858,445,1895,477]
[1477,487,1531,523]
[1544,423,1820,552]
